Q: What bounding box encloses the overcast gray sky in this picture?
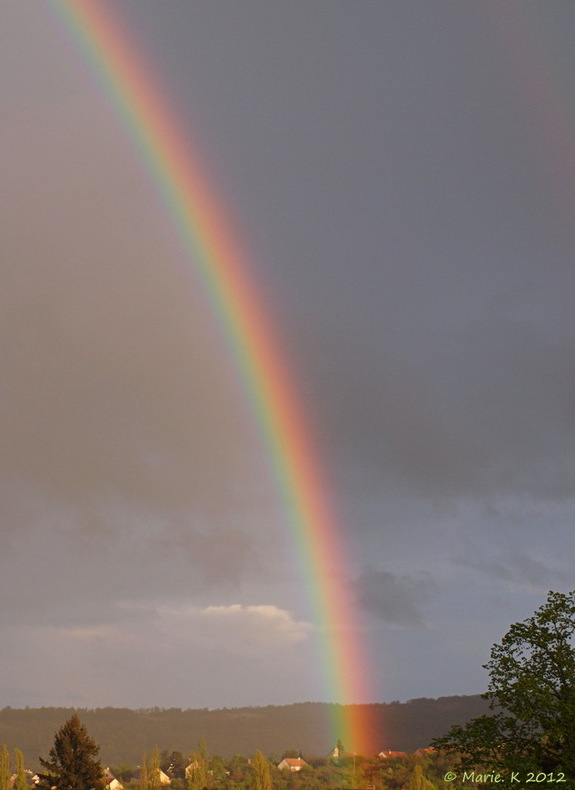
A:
[2,1,575,712]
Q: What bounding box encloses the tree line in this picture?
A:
[0,698,488,765]
[0,714,457,790]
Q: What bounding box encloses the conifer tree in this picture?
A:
[37,714,105,790]
[251,751,272,790]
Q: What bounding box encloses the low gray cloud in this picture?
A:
[354,567,436,626]
[304,316,575,505]
[453,547,572,590]
[0,604,315,709]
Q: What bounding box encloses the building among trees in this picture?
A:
[276,757,308,772]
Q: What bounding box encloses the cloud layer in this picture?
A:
[1,1,575,709]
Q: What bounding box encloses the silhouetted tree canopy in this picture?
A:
[37,715,105,790]
[433,590,575,781]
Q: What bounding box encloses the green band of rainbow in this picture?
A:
[48,0,377,753]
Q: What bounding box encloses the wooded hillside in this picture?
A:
[0,697,489,767]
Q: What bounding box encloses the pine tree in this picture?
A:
[37,714,105,790]
[14,748,28,790]
[251,751,272,790]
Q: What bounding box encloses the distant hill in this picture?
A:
[0,696,489,767]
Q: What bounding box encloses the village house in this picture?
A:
[104,768,123,790]
[277,757,309,772]
[377,750,408,760]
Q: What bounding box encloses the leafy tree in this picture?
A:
[187,751,207,790]
[433,590,575,780]
[14,748,28,790]
[0,745,10,790]
[407,764,434,790]
[210,756,227,783]
[251,752,272,790]
[228,754,248,783]
[197,741,208,763]
[139,757,149,790]
[37,714,105,790]
[162,751,185,779]
[149,747,161,790]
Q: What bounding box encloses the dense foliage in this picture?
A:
[433,591,575,782]
[36,715,106,790]
[0,733,463,790]
[135,747,453,790]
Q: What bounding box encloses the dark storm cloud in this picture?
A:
[354,567,436,626]
[171,3,575,513]
[0,502,270,631]
[2,0,575,709]
[0,98,277,529]
[453,548,572,589]
[302,313,575,502]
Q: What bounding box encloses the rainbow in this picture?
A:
[47,0,378,753]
